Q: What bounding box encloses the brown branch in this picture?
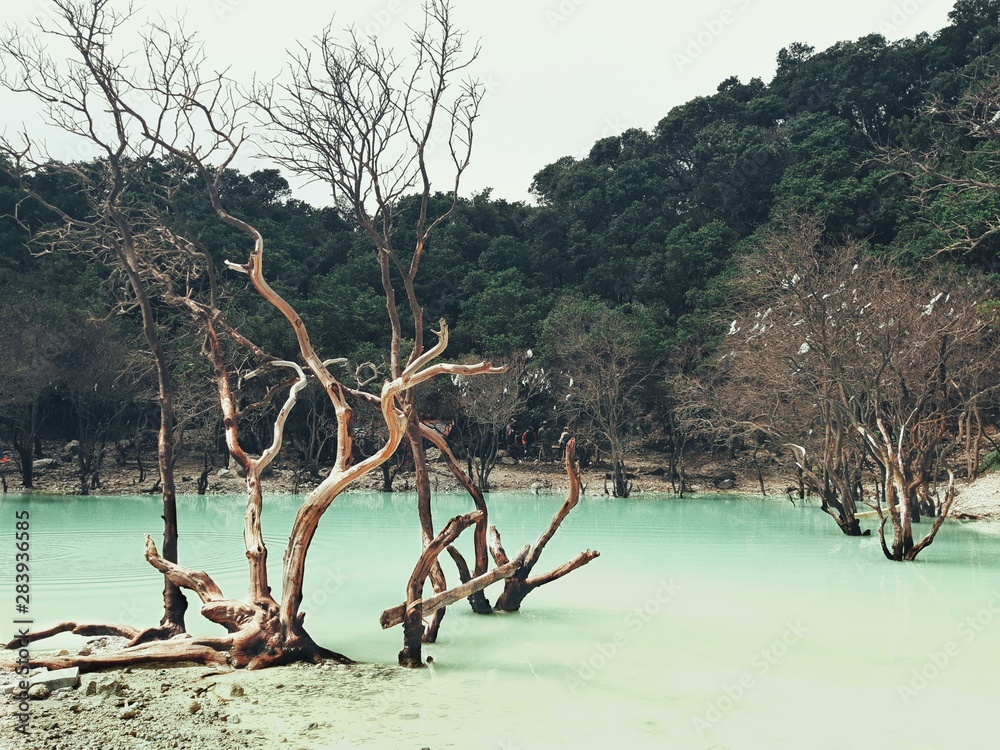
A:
[1,640,231,674]
[525,550,601,589]
[4,622,140,649]
[144,535,226,604]
[399,509,483,666]
[381,544,528,629]
[490,440,600,611]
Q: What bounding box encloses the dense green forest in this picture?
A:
[4,0,1000,536]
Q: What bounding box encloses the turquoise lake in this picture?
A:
[2,490,999,749]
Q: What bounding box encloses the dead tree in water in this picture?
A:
[1,1,600,672]
[0,0,193,635]
[489,439,600,611]
[684,216,1000,555]
[378,438,598,665]
[258,0,488,641]
[0,2,501,671]
[260,2,600,651]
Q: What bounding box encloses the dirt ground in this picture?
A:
[0,441,793,498]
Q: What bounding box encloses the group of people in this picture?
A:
[504,422,574,463]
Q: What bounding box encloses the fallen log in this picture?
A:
[0,639,231,673]
[4,622,139,649]
[380,544,529,629]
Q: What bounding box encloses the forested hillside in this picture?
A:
[3,1,1000,522]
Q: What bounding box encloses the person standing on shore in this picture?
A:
[558,426,573,450]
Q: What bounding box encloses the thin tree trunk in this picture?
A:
[405,417,448,641]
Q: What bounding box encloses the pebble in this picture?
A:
[28,684,52,700]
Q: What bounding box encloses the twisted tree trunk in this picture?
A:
[490,440,600,612]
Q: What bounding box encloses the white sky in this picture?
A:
[0,0,960,206]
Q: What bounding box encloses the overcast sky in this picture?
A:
[0,0,960,206]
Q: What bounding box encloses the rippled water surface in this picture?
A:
[2,490,999,748]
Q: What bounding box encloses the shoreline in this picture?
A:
[4,448,1000,520]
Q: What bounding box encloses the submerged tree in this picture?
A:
[694,216,1000,558]
[257,1,598,663]
[255,0,492,654]
[0,0,193,634]
[2,0,595,673]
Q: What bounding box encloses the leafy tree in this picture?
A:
[541,297,656,498]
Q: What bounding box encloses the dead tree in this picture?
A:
[0,2,503,671]
[377,438,597,664]
[256,0,488,641]
[489,439,600,611]
[0,0,192,634]
[137,22,503,664]
[541,300,653,498]
[690,215,1000,557]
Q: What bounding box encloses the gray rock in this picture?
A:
[32,458,60,470]
[83,674,125,697]
[29,666,80,692]
[119,707,139,720]
[28,683,51,700]
[229,683,245,697]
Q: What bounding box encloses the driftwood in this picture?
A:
[380,544,529,629]
[489,439,600,611]
[1,639,231,674]
[4,622,140,649]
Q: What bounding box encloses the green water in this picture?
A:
[2,491,999,748]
